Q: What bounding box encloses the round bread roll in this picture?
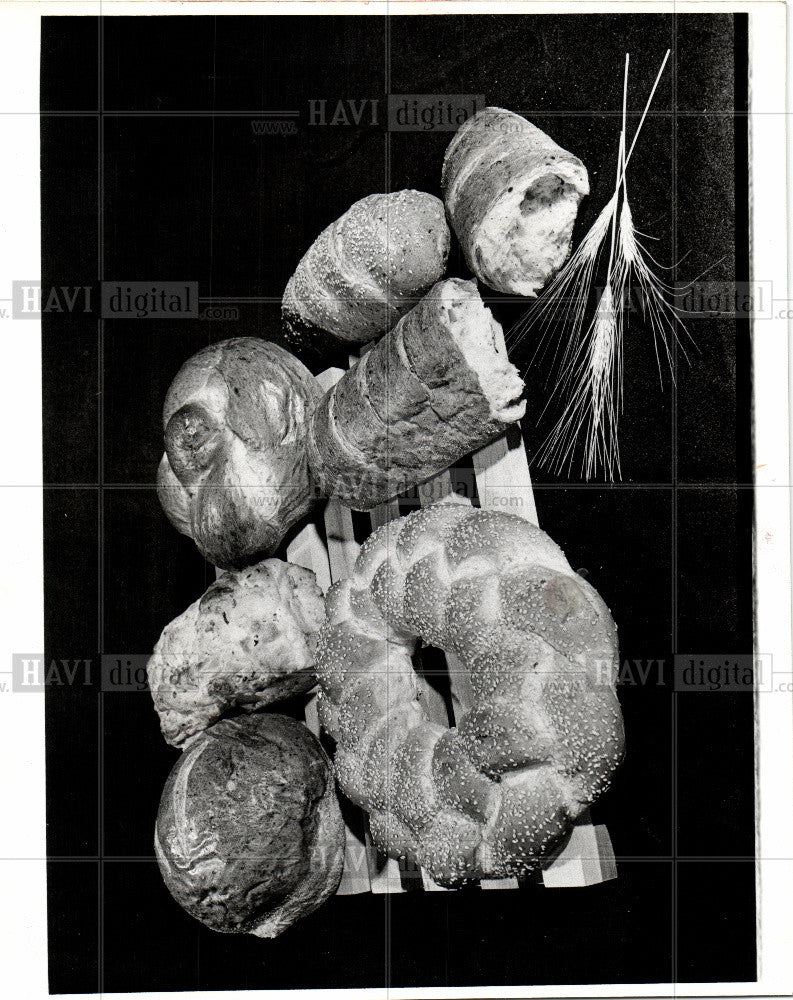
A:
[282,190,450,350]
[155,713,345,938]
[158,337,321,569]
[147,559,326,747]
[442,107,589,296]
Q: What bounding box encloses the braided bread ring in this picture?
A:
[315,503,624,887]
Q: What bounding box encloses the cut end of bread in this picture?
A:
[440,280,526,423]
[474,167,586,297]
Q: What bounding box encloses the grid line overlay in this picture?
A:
[97,11,106,998]
[671,14,679,994]
[31,11,756,994]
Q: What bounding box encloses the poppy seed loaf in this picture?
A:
[314,504,624,887]
[282,190,450,350]
[147,559,325,747]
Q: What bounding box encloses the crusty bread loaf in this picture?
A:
[155,713,345,938]
[306,278,525,510]
[442,108,589,296]
[282,190,450,350]
[315,503,624,887]
[158,337,320,569]
[147,559,325,747]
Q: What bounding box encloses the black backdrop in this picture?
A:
[42,13,754,994]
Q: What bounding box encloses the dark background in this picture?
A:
[42,13,754,995]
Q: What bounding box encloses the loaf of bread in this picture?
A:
[155,713,345,938]
[282,190,450,350]
[147,559,326,747]
[306,278,525,509]
[158,337,320,569]
[315,503,624,887]
[442,107,589,296]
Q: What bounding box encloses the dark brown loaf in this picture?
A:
[306,278,526,510]
[158,337,320,569]
[315,504,624,887]
[442,107,589,296]
[155,713,345,938]
[147,559,326,747]
[282,190,450,350]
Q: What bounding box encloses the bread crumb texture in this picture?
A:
[442,107,589,296]
[307,279,525,509]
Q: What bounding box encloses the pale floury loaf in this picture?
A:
[282,189,450,348]
[443,107,589,296]
[147,559,325,747]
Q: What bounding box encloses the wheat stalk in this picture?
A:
[515,49,687,481]
[535,280,623,481]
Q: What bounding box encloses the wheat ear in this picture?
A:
[527,49,685,480]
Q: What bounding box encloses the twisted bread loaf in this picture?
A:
[307,278,525,510]
[282,190,450,350]
[443,107,589,296]
[315,503,624,886]
[158,338,320,569]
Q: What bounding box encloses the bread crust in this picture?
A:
[442,108,589,295]
[154,714,344,937]
[147,559,325,746]
[315,505,624,886]
[282,190,450,349]
[307,279,526,509]
[158,337,320,569]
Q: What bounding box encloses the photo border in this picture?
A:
[0,2,788,998]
